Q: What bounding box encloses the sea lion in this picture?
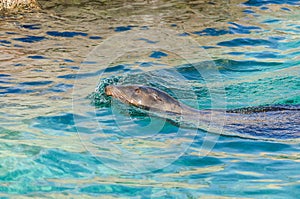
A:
[105,85,196,115]
[105,85,300,140]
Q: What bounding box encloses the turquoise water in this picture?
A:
[0,1,300,198]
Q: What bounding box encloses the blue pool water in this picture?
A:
[0,1,300,198]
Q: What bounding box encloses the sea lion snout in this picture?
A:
[105,85,113,96]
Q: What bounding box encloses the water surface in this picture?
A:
[0,0,300,198]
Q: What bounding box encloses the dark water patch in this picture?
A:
[20,24,41,30]
[217,38,276,48]
[262,19,281,24]
[175,155,222,167]
[0,81,12,84]
[105,64,125,72]
[260,6,269,10]
[0,75,13,85]
[244,0,300,6]
[28,55,46,59]
[5,32,17,35]
[281,7,291,11]
[103,65,132,73]
[228,22,261,34]
[114,26,134,32]
[193,28,230,36]
[0,87,35,95]
[216,140,291,153]
[0,74,10,77]
[0,86,9,90]
[63,59,74,63]
[149,51,168,58]
[243,9,255,14]
[178,32,190,36]
[13,36,45,43]
[139,62,153,67]
[89,36,102,40]
[31,69,44,72]
[20,81,53,86]
[0,40,11,44]
[203,46,216,49]
[46,31,88,38]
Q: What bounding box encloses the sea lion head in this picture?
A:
[105,85,183,114]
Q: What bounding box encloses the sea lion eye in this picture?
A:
[135,88,141,94]
[153,94,162,101]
